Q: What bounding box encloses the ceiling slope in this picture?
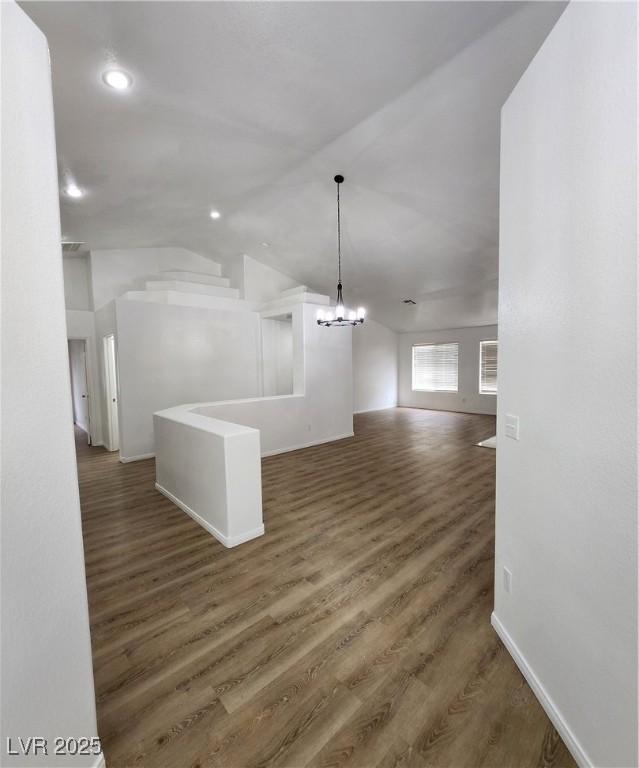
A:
[22,1,566,331]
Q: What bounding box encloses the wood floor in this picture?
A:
[76,408,575,768]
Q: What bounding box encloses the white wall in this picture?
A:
[352,319,398,414]
[115,298,262,460]
[196,304,353,455]
[494,4,637,767]
[1,4,99,765]
[241,254,298,302]
[154,411,263,547]
[63,255,92,310]
[398,324,497,415]
[261,317,293,396]
[89,246,221,310]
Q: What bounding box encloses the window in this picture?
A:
[479,340,498,394]
[412,343,459,392]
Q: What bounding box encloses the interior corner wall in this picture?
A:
[242,254,299,302]
[261,317,294,396]
[195,304,353,455]
[352,318,398,414]
[63,255,93,311]
[224,256,246,299]
[495,3,637,766]
[1,3,99,765]
[89,246,221,310]
[398,325,497,415]
[115,298,262,460]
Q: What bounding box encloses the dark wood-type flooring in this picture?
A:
[75,408,576,768]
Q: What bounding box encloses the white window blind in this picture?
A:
[479,340,498,394]
[412,343,459,392]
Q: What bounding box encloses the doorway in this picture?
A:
[103,334,120,452]
[67,339,91,444]
[261,313,294,396]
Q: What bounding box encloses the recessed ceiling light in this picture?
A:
[210,210,221,220]
[65,183,83,198]
[102,69,133,90]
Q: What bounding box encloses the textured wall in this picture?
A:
[494,3,637,765]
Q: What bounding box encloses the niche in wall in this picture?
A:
[261,314,293,396]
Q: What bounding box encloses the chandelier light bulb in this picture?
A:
[348,310,356,321]
[316,309,325,321]
[325,312,334,322]
[336,304,344,319]
[357,307,366,320]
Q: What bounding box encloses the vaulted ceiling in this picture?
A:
[23,1,565,331]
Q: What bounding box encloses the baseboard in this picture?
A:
[122,434,355,463]
[260,432,354,457]
[397,404,496,417]
[155,482,264,547]
[119,452,155,463]
[353,405,397,415]
[491,612,591,768]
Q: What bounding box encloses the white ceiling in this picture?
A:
[23,1,565,332]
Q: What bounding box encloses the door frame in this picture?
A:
[102,333,120,453]
[67,335,94,445]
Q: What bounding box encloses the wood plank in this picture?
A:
[73,408,575,768]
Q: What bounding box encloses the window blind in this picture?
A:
[412,343,459,392]
[479,340,498,394]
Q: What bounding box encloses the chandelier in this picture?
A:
[317,174,366,327]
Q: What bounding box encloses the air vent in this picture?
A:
[402,299,416,305]
[62,241,85,253]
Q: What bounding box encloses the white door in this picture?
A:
[103,334,120,452]
[68,339,91,443]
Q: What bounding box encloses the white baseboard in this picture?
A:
[491,612,591,768]
[119,452,155,463]
[155,482,264,548]
[120,434,355,463]
[353,404,397,415]
[260,432,354,457]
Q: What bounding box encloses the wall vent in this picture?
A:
[402,298,416,305]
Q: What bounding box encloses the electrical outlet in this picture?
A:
[505,414,519,440]
[503,566,513,594]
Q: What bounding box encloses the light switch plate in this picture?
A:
[505,414,520,440]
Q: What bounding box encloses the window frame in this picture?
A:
[411,341,460,393]
[478,339,498,395]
